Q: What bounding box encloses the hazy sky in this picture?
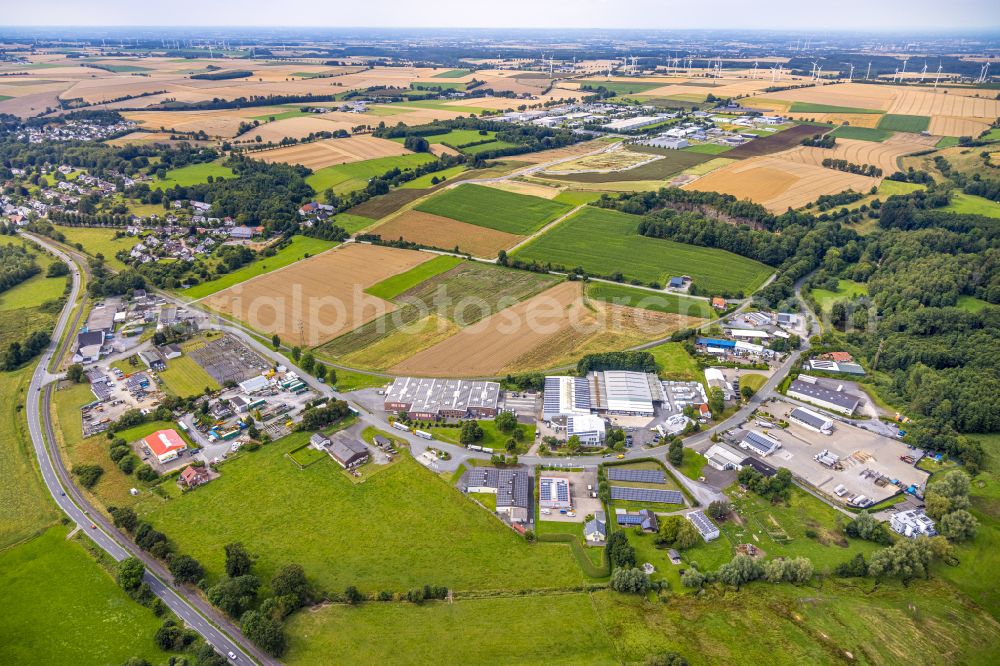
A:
[6,0,999,30]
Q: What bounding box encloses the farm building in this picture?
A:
[143,429,187,464]
[584,511,607,543]
[687,510,720,541]
[787,377,861,416]
[543,376,593,421]
[139,350,165,371]
[789,407,834,435]
[704,442,746,471]
[159,344,182,360]
[615,509,659,532]
[891,509,937,538]
[739,430,781,457]
[460,467,530,523]
[326,432,370,469]
[566,413,606,445]
[539,476,572,510]
[310,433,330,448]
[384,377,500,420]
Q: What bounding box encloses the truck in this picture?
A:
[392,421,411,433]
[414,429,433,440]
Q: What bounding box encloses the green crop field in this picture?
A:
[937,136,961,148]
[789,102,883,114]
[0,526,176,666]
[586,282,714,319]
[513,207,772,295]
[318,261,558,361]
[553,190,603,205]
[683,143,733,155]
[55,226,139,271]
[578,80,664,95]
[305,153,437,193]
[416,184,573,235]
[150,161,234,189]
[401,164,467,189]
[181,236,339,299]
[646,342,701,381]
[0,367,58,549]
[431,69,471,78]
[365,255,464,300]
[158,350,220,397]
[809,279,868,314]
[829,125,893,142]
[460,140,522,155]
[876,114,931,133]
[139,433,590,592]
[944,192,1000,218]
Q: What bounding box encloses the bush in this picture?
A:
[72,463,104,489]
[117,454,138,474]
[240,609,286,657]
[135,464,158,482]
[610,567,650,594]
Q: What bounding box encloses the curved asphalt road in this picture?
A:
[20,234,269,666]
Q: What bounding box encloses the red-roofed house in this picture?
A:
[143,429,187,463]
[179,465,210,488]
[712,297,727,310]
[822,351,854,363]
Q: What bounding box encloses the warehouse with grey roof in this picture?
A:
[384,377,500,420]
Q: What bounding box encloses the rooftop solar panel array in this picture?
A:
[610,486,683,504]
[607,468,666,484]
[616,514,644,525]
[687,510,717,536]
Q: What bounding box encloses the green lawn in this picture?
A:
[980,128,1000,143]
[740,373,768,392]
[878,179,925,196]
[0,247,66,312]
[460,140,522,155]
[586,282,715,319]
[937,136,961,148]
[330,368,390,392]
[876,114,931,133]
[513,207,772,295]
[416,183,573,235]
[332,213,376,233]
[0,367,58,549]
[809,279,868,314]
[788,102,883,114]
[180,236,339,299]
[401,164,467,189]
[0,526,176,666]
[305,153,437,193]
[365,255,463,300]
[55,226,139,271]
[944,192,1000,218]
[647,342,701,381]
[678,447,708,481]
[433,420,535,455]
[140,433,588,592]
[955,295,992,313]
[682,143,733,155]
[150,161,234,189]
[431,69,472,78]
[158,351,220,397]
[829,125,893,142]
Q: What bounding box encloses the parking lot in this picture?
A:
[740,401,930,506]
[536,468,602,523]
[501,391,540,421]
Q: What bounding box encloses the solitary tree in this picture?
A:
[224,542,254,578]
[117,557,145,591]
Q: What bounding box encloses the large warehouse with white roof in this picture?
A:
[543,371,664,422]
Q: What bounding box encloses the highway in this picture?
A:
[20,234,270,666]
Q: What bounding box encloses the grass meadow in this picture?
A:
[416,184,573,235]
[513,207,772,295]
[647,342,702,381]
[0,526,176,666]
[809,279,869,314]
[158,349,220,397]
[55,226,139,271]
[944,192,1000,218]
[305,153,437,193]
[365,255,463,300]
[139,432,590,593]
[586,282,715,319]
[401,164,467,189]
[150,161,234,190]
[181,235,339,300]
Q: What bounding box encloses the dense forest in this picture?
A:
[0,243,40,293]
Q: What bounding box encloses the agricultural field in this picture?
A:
[513,207,772,295]
[317,261,559,366]
[547,148,658,173]
[776,136,929,175]
[370,210,523,258]
[829,125,893,142]
[201,243,434,347]
[181,235,340,300]
[400,164,467,189]
[683,143,733,155]
[254,136,415,170]
[0,527,177,666]
[788,102,883,114]
[157,345,220,397]
[365,255,464,300]
[415,184,573,235]
[305,153,437,193]
[431,69,471,78]
[54,226,139,271]
[721,125,822,159]
[877,114,931,133]
[140,434,591,592]
[809,279,869,314]
[944,192,1000,218]
[586,282,715,319]
[150,161,235,189]
[684,155,879,212]
[542,148,712,183]
[577,80,665,95]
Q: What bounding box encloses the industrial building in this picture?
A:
[143,429,187,464]
[539,476,572,510]
[789,407,834,435]
[739,430,781,457]
[566,413,606,445]
[74,330,105,363]
[543,371,662,421]
[787,377,861,416]
[704,442,747,471]
[326,432,370,469]
[385,377,500,420]
[687,510,720,541]
[543,376,592,420]
[602,115,668,131]
[460,467,530,523]
[891,509,937,538]
[704,368,733,399]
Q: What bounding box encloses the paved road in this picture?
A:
[20,233,269,666]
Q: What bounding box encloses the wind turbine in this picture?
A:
[752,60,759,79]
[934,62,943,88]
[771,64,778,82]
[810,61,818,80]
[847,63,855,81]
[866,62,872,80]
[816,65,823,80]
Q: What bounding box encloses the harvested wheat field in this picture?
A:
[201,243,433,347]
[372,211,522,258]
[514,138,617,165]
[793,112,884,128]
[685,156,878,212]
[390,281,697,377]
[777,137,927,175]
[238,117,356,143]
[484,180,563,199]
[254,136,413,170]
[888,88,1000,119]
[104,131,183,147]
[547,147,658,173]
[929,116,991,137]
[430,143,461,157]
[749,83,895,112]
[123,108,279,136]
